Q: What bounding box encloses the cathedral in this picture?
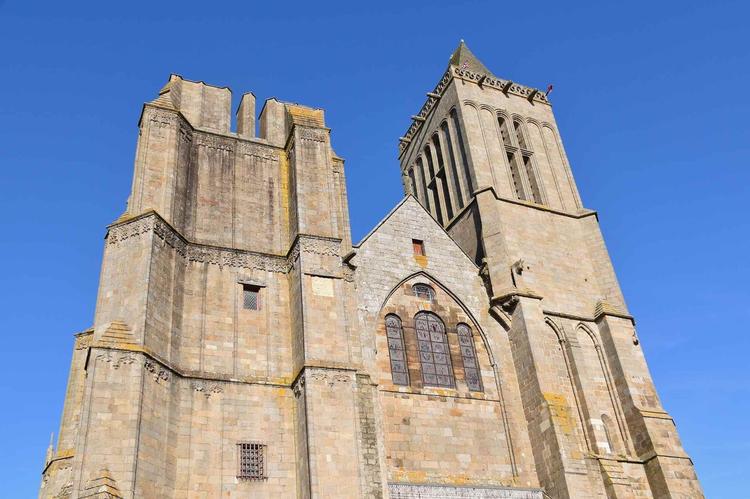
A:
[40,42,703,498]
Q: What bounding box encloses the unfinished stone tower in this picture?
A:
[40,42,703,498]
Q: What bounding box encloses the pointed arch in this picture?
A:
[376,270,495,367]
[575,322,632,454]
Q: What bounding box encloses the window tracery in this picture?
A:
[415,312,454,388]
[457,323,482,392]
[412,283,435,301]
[385,315,409,386]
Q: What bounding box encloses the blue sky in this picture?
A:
[1,1,747,496]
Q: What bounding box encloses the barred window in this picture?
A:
[243,285,260,311]
[385,315,409,386]
[237,442,266,480]
[412,283,435,301]
[457,323,483,392]
[415,312,454,388]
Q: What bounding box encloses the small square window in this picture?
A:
[243,285,260,311]
[412,239,425,256]
[237,442,266,480]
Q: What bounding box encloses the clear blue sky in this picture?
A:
[1,1,747,496]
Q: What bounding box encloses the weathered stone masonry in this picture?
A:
[40,42,703,498]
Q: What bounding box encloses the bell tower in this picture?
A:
[398,41,703,499]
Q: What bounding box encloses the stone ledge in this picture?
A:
[389,483,544,499]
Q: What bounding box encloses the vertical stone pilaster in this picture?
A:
[506,295,601,499]
[596,311,704,498]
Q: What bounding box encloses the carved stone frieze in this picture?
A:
[299,236,340,257]
[307,369,352,389]
[145,109,179,129]
[191,380,223,398]
[107,216,156,245]
[238,142,279,161]
[195,132,234,152]
[96,352,137,369]
[108,213,290,273]
[398,65,548,155]
[389,483,543,499]
[144,360,170,384]
[299,128,327,143]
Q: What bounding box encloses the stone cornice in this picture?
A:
[398,65,550,158]
[106,211,346,275]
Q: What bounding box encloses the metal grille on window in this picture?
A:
[385,315,409,386]
[457,323,483,392]
[415,312,454,388]
[412,283,435,302]
[237,442,266,480]
[243,285,259,310]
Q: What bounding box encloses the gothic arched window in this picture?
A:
[457,323,483,392]
[415,312,454,388]
[412,283,435,302]
[385,315,409,386]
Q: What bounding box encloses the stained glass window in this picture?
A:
[415,312,454,388]
[457,323,482,392]
[385,315,409,386]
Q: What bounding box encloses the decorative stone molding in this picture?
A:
[191,380,223,398]
[144,108,179,129]
[107,215,156,245]
[398,65,549,156]
[388,483,543,498]
[299,235,341,256]
[108,212,290,273]
[238,142,279,161]
[144,360,170,384]
[307,369,352,389]
[298,128,327,143]
[95,352,136,370]
[195,132,234,152]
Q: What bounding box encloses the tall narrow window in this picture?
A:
[415,312,454,388]
[441,122,464,208]
[457,323,483,392]
[415,158,431,212]
[450,109,474,193]
[242,284,260,311]
[433,134,454,220]
[523,155,542,203]
[424,146,444,225]
[498,117,513,147]
[507,152,526,200]
[237,442,266,480]
[408,168,417,197]
[385,315,409,386]
[499,115,544,205]
[514,120,528,150]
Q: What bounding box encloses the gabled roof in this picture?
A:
[353,195,478,269]
[448,40,495,78]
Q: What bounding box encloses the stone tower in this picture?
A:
[396,41,703,498]
[40,43,703,499]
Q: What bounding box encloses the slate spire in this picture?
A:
[449,40,495,77]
